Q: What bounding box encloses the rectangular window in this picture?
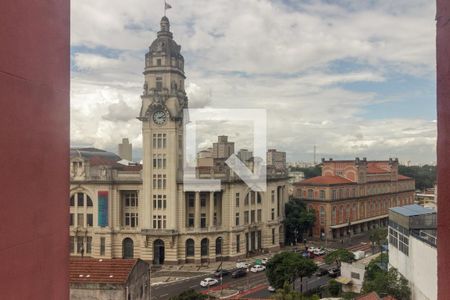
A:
[188,193,194,207]
[163,215,166,228]
[271,208,275,220]
[77,193,84,207]
[100,237,106,256]
[70,236,74,253]
[320,190,325,199]
[244,211,249,224]
[236,235,240,253]
[271,190,275,203]
[76,236,83,253]
[272,228,276,244]
[244,194,249,206]
[257,209,262,222]
[332,190,337,200]
[251,210,255,223]
[70,213,74,226]
[77,213,84,227]
[201,213,206,228]
[125,213,130,226]
[87,214,93,226]
[351,272,360,280]
[200,194,206,207]
[188,213,194,227]
[86,237,92,254]
[235,212,240,226]
[153,216,157,228]
[235,193,240,207]
[157,59,161,66]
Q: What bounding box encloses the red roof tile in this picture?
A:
[295,175,355,186]
[69,257,138,284]
[398,174,413,180]
[367,163,390,174]
[356,291,382,300]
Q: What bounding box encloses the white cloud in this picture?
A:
[70,0,436,164]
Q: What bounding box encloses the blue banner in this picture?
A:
[98,191,108,227]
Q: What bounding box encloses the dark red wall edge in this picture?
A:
[0,0,70,299]
[437,0,450,299]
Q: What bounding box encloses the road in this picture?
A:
[151,269,331,299]
[151,269,268,299]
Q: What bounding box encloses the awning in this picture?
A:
[335,276,352,285]
[330,214,388,229]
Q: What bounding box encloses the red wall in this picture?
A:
[437,0,450,298]
[0,0,69,299]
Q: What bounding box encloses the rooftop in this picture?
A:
[390,204,435,217]
[295,175,355,186]
[69,258,140,284]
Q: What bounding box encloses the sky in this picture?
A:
[70,0,437,165]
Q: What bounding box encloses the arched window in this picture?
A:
[186,239,194,257]
[70,192,94,227]
[307,189,314,199]
[123,238,134,259]
[201,238,209,256]
[215,237,222,255]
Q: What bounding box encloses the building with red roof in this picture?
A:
[294,158,415,239]
[69,257,149,300]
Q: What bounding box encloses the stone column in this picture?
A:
[194,192,200,228]
[209,192,214,228]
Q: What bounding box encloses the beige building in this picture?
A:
[69,16,288,265]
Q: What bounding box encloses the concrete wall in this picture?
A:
[389,236,437,300]
[0,0,69,299]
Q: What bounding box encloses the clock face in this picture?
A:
[153,110,167,125]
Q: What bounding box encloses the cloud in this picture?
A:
[70,0,436,164]
[102,99,137,122]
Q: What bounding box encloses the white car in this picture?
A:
[268,286,276,292]
[250,265,266,273]
[200,278,219,287]
[313,249,325,256]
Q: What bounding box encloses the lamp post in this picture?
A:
[218,237,223,296]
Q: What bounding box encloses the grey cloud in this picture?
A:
[102,99,137,122]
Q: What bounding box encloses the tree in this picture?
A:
[266,252,317,290]
[369,228,387,254]
[324,248,355,267]
[398,164,436,191]
[169,289,208,300]
[364,253,388,281]
[285,199,316,245]
[362,266,411,300]
[272,283,320,300]
[289,166,322,179]
[328,279,341,297]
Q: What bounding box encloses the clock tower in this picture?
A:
[139,16,187,238]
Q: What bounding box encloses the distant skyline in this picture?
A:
[71,0,436,165]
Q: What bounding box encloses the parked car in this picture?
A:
[313,248,325,256]
[250,265,266,273]
[213,269,230,278]
[268,286,276,292]
[328,267,341,278]
[314,267,329,277]
[200,278,219,287]
[231,268,247,278]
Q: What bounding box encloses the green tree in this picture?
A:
[285,199,316,245]
[266,252,317,290]
[289,166,322,179]
[398,164,436,191]
[272,283,320,300]
[364,253,388,281]
[324,248,355,267]
[328,279,341,297]
[169,289,208,300]
[362,266,411,300]
[369,228,387,254]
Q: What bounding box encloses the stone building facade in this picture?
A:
[293,158,415,239]
[69,16,288,265]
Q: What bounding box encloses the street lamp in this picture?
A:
[218,237,223,296]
